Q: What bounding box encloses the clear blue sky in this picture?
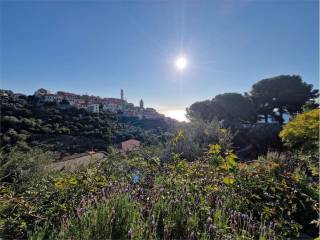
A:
[1,0,318,120]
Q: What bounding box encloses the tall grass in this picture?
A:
[31,191,276,240]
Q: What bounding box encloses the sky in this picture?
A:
[1,0,319,121]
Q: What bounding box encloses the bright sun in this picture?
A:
[175,56,188,70]
[163,109,189,122]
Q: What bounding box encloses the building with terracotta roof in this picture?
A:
[34,88,50,97]
[119,139,141,154]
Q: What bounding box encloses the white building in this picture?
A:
[87,104,100,113]
[102,103,122,112]
[44,94,57,102]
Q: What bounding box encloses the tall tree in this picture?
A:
[187,93,257,127]
[214,93,257,125]
[251,75,318,124]
[186,100,216,122]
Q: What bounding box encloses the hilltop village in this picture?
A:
[26,88,164,119]
[1,88,177,155]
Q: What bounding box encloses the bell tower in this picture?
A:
[139,99,144,109]
[120,89,124,101]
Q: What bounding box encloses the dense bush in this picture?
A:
[1,143,318,239]
[162,120,233,162]
[233,124,282,159]
[31,195,143,240]
[0,164,110,238]
[233,152,318,237]
[279,109,319,152]
[0,147,54,185]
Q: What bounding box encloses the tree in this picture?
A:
[2,116,20,131]
[279,109,319,152]
[214,93,257,125]
[251,75,318,124]
[186,93,257,127]
[186,100,215,122]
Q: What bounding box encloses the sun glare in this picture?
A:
[175,56,187,70]
[164,110,188,122]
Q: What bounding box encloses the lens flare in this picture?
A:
[175,56,187,70]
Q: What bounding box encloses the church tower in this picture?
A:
[121,89,124,101]
[139,99,144,109]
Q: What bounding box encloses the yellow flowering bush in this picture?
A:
[206,144,238,186]
[279,109,319,151]
[207,144,237,170]
[208,144,221,155]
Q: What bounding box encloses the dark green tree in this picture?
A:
[186,100,215,122]
[187,93,257,127]
[251,75,318,124]
[214,93,257,125]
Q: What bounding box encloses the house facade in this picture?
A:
[32,88,163,119]
[87,104,100,113]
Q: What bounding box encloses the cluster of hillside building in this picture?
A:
[33,88,163,119]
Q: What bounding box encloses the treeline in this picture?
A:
[187,75,318,125]
[186,75,318,158]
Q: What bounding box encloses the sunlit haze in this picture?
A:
[160,109,188,122]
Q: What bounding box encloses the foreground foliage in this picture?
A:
[0,145,318,239]
[0,103,319,239]
[279,109,319,152]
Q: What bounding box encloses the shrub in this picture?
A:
[2,116,20,130]
[232,152,318,237]
[41,195,143,240]
[279,109,319,152]
[0,147,54,185]
[0,165,109,238]
[1,144,318,239]
[233,124,282,159]
[162,120,233,162]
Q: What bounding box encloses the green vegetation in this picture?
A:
[1,91,175,154]
[187,93,257,126]
[280,109,319,152]
[251,75,318,124]
[187,75,318,125]
[0,75,319,239]
[1,142,318,239]
[187,75,318,158]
